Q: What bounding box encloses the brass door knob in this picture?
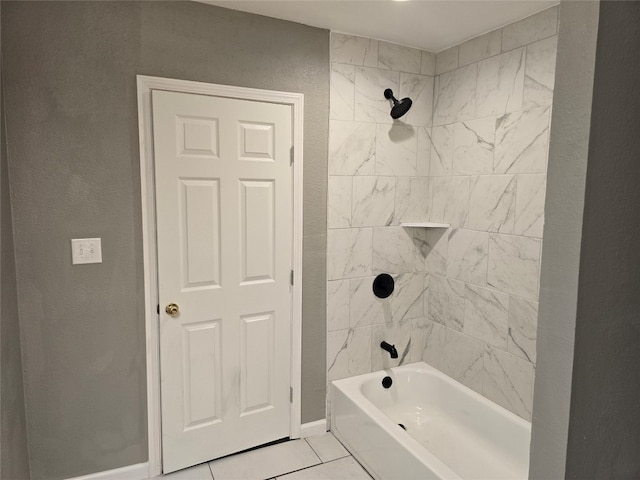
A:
[165,303,180,317]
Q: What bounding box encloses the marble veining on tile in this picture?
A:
[524,36,558,109]
[329,120,376,176]
[352,176,395,227]
[414,228,448,276]
[389,273,425,322]
[452,117,495,175]
[349,277,385,327]
[508,295,538,363]
[514,174,546,237]
[447,229,489,286]
[476,48,525,118]
[399,73,434,127]
[430,125,453,176]
[464,284,509,349]
[487,233,541,299]
[443,328,484,393]
[332,33,378,67]
[410,317,428,363]
[327,327,372,381]
[482,345,534,420]
[458,29,502,67]
[393,177,430,225]
[328,176,352,228]
[327,279,350,332]
[468,175,516,233]
[330,63,355,121]
[355,67,400,124]
[433,64,477,126]
[423,274,430,313]
[428,274,465,331]
[430,176,470,228]
[375,124,418,176]
[502,6,558,52]
[494,106,550,174]
[420,320,446,369]
[378,41,421,73]
[417,127,432,176]
[327,228,373,280]
[372,226,417,274]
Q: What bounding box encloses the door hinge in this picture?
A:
[157,304,160,315]
[290,269,294,286]
[290,386,293,403]
[290,145,294,166]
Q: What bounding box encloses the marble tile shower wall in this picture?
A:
[327,6,558,422]
[327,33,436,396]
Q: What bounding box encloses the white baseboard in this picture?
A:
[66,462,149,480]
[300,419,327,438]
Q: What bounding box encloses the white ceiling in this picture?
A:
[199,0,558,52]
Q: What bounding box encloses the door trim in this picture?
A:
[136,75,304,477]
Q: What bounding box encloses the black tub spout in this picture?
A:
[380,341,398,359]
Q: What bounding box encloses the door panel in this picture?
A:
[240,179,275,284]
[181,319,222,429]
[238,121,275,161]
[240,312,275,415]
[180,179,221,289]
[152,90,293,473]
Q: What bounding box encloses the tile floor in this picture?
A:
[155,432,373,480]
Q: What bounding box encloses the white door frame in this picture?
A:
[136,75,304,477]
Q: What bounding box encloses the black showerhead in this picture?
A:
[384,88,412,119]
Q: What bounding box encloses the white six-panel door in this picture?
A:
[152,90,293,473]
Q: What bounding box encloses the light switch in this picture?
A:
[71,238,102,265]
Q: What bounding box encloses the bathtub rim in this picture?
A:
[332,361,532,431]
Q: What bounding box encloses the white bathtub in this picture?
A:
[330,362,531,480]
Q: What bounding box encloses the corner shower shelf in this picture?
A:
[400,222,450,228]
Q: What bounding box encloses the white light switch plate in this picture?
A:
[71,238,102,265]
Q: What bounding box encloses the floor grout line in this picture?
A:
[302,437,323,463]
[273,455,356,480]
[209,438,322,480]
[166,434,369,480]
[302,437,323,464]
[306,431,353,463]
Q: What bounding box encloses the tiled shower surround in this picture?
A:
[327,7,558,421]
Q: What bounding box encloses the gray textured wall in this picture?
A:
[1,10,32,477]
[565,2,640,478]
[529,1,600,478]
[2,2,328,479]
